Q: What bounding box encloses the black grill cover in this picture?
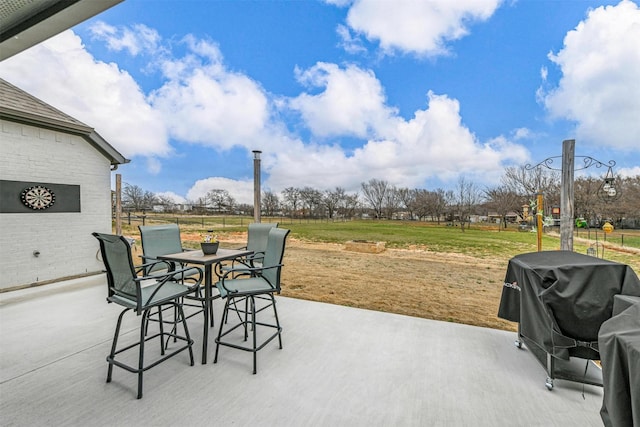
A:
[498,251,640,360]
[598,302,640,427]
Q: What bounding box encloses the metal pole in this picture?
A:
[536,192,544,252]
[560,139,575,251]
[253,150,262,223]
[115,174,122,235]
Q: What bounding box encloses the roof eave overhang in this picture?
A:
[1,0,124,61]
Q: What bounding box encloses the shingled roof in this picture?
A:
[0,78,128,167]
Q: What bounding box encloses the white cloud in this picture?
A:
[90,21,163,56]
[541,0,640,151]
[186,177,254,205]
[149,38,270,150]
[156,191,187,204]
[0,26,273,189]
[540,66,548,81]
[512,128,532,140]
[618,166,640,178]
[275,66,530,192]
[146,157,162,175]
[336,24,367,54]
[289,62,397,138]
[0,30,171,162]
[337,0,502,57]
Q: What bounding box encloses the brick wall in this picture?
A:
[0,119,113,290]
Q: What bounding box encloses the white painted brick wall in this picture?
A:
[0,120,114,290]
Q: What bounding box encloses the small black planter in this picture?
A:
[201,242,219,255]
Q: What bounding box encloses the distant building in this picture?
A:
[0,78,128,290]
[487,211,522,224]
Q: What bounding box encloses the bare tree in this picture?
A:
[383,185,401,219]
[235,203,253,217]
[412,189,448,223]
[430,189,449,223]
[281,187,301,218]
[122,183,157,211]
[412,189,430,221]
[155,195,177,213]
[503,166,560,197]
[397,187,417,220]
[484,185,521,230]
[299,187,323,218]
[411,188,446,222]
[324,187,346,219]
[573,177,601,226]
[206,189,235,214]
[455,177,481,231]
[361,179,389,218]
[262,190,280,217]
[617,176,640,227]
[339,192,360,219]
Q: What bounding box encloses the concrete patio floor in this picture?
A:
[1,275,604,426]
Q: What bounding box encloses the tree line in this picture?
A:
[119,166,640,229]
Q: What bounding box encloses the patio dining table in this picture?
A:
[158,248,252,364]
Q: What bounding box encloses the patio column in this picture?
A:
[253,150,262,223]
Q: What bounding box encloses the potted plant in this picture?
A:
[201,233,219,255]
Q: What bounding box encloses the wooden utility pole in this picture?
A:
[115,173,122,235]
[536,192,544,252]
[560,139,575,251]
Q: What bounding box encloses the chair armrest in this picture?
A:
[137,266,203,285]
[246,251,265,262]
[229,251,262,269]
[218,264,282,294]
[135,259,174,275]
[134,266,204,307]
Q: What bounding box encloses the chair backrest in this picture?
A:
[92,232,137,301]
[139,224,184,273]
[246,222,279,254]
[261,228,290,290]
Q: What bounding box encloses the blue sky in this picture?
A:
[1,0,639,205]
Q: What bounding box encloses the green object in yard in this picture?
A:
[576,218,588,228]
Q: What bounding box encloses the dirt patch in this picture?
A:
[278,238,516,331]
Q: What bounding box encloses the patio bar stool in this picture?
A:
[93,232,203,399]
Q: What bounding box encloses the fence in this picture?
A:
[574,228,639,249]
[116,213,350,229]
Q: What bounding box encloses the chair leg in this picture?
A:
[107,308,129,383]
[244,297,251,340]
[143,307,157,337]
[176,302,195,366]
[213,299,230,364]
[226,298,239,324]
[251,296,257,374]
[215,293,282,374]
[157,306,165,356]
[271,294,283,350]
[172,299,179,343]
[105,301,194,400]
[137,310,150,399]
